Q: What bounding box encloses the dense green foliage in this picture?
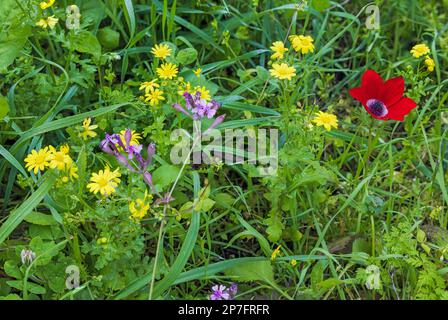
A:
[0,0,447,300]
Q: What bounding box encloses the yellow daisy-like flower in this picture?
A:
[36,15,59,29]
[145,88,165,106]
[157,62,178,80]
[129,191,153,220]
[119,130,141,146]
[410,43,430,58]
[24,147,52,174]
[87,167,121,196]
[269,63,296,80]
[290,259,297,267]
[39,0,55,9]
[271,245,281,261]
[424,56,435,72]
[289,35,315,54]
[270,41,288,60]
[312,111,338,131]
[194,86,211,101]
[151,43,172,60]
[139,80,159,94]
[79,118,98,140]
[193,68,202,77]
[48,148,72,171]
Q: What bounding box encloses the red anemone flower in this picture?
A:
[349,69,417,121]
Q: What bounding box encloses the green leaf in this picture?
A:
[0,144,27,177]
[224,260,274,283]
[4,261,22,279]
[24,212,57,226]
[264,214,283,242]
[311,0,331,12]
[0,95,9,119]
[0,173,56,245]
[0,294,21,300]
[7,280,46,295]
[352,239,370,254]
[0,25,31,70]
[176,48,198,65]
[152,164,180,190]
[72,31,102,59]
[97,27,120,51]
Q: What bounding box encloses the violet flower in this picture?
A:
[173,91,224,122]
[100,128,155,188]
[210,285,230,300]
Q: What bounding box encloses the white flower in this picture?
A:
[21,249,36,264]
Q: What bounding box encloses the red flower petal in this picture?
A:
[386,97,417,121]
[349,87,368,105]
[380,76,404,106]
[360,69,383,99]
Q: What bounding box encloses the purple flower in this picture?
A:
[229,283,238,296]
[210,285,230,300]
[99,131,156,188]
[174,91,223,121]
[125,144,143,160]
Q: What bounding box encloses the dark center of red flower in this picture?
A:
[366,99,388,118]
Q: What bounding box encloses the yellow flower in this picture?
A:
[36,15,59,29]
[194,86,211,101]
[151,43,172,59]
[61,164,79,183]
[157,62,178,80]
[269,63,296,80]
[193,68,202,77]
[289,35,315,54]
[24,147,52,174]
[68,164,79,180]
[178,81,192,96]
[270,41,288,60]
[424,56,435,72]
[119,130,141,146]
[290,259,297,267]
[271,245,281,261]
[410,43,430,58]
[79,118,98,140]
[129,191,153,220]
[312,111,338,131]
[39,0,55,9]
[87,167,121,196]
[48,148,72,170]
[145,88,165,106]
[139,80,159,94]
[60,144,70,154]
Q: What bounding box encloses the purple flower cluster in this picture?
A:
[172,91,226,130]
[100,129,155,187]
[209,283,238,300]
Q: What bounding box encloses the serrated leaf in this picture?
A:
[264,214,283,242]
